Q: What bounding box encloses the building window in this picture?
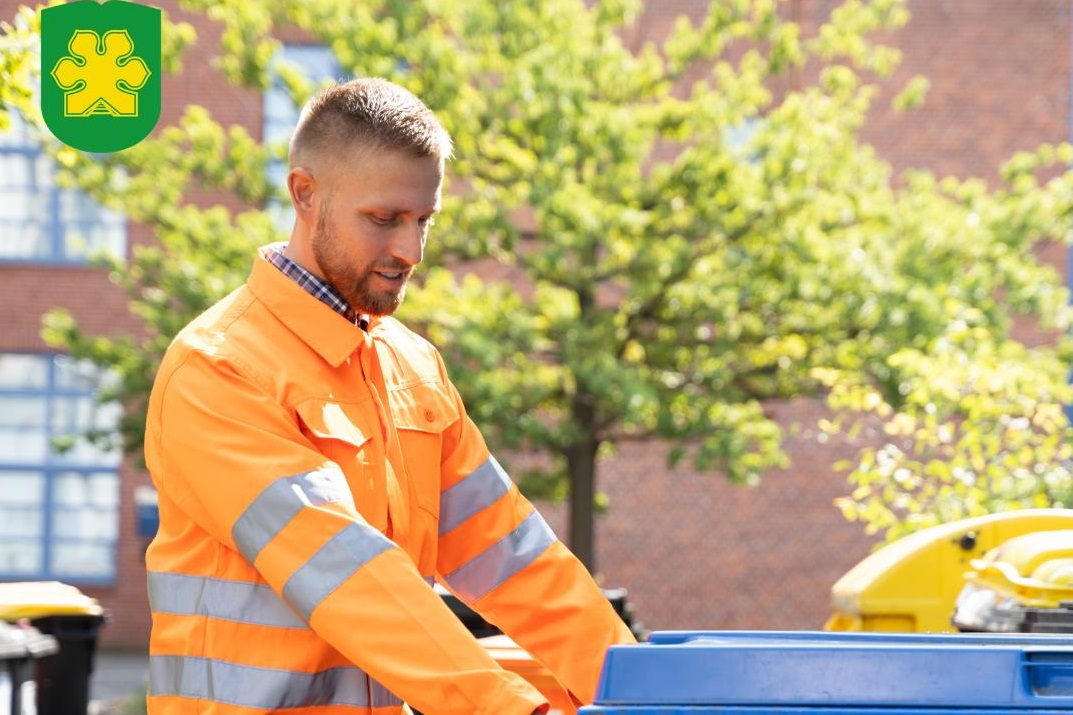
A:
[0,112,126,263]
[263,45,340,228]
[0,353,121,583]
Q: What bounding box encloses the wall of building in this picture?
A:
[0,0,1068,649]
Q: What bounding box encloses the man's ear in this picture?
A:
[287,167,318,222]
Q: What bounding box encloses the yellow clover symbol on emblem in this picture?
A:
[50,29,152,117]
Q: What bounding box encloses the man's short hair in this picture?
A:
[289,77,453,168]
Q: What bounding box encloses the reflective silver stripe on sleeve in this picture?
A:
[443,510,557,602]
[371,678,405,708]
[439,456,512,536]
[232,466,354,563]
[147,572,306,628]
[149,655,402,709]
[282,521,395,621]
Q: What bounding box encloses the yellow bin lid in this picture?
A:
[0,581,104,620]
[967,529,1073,608]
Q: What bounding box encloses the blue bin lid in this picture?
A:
[593,630,1073,709]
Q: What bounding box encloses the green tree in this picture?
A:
[0,5,36,131]
[5,0,1073,568]
[823,153,1073,543]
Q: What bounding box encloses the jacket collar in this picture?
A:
[247,247,372,367]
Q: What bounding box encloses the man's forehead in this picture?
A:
[358,189,442,211]
[323,150,443,208]
[327,143,441,175]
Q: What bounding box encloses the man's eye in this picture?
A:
[370,214,395,225]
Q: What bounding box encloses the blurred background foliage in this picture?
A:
[2,0,1073,567]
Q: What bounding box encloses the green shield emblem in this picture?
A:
[41,0,161,153]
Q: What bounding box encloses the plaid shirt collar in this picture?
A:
[262,243,370,330]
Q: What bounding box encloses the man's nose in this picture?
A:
[390,222,425,266]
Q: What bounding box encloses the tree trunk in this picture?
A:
[566,394,599,572]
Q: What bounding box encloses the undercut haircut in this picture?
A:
[289,77,453,168]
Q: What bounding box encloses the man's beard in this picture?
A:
[311,204,410,317]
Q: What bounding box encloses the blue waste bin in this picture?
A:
[581,630,1073,714]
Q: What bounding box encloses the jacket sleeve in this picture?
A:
[433,360,637,706]
[147,351,547,715]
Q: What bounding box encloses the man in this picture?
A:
[144,77,635,715]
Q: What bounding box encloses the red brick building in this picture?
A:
[0,0,1068,649]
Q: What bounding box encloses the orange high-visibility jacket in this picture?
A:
[144,250,635,715]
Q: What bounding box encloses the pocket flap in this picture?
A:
[389,381,459,433]
[295,399,374,447]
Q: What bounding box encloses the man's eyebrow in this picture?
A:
[357,201,440,214]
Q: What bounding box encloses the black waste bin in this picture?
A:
[0,621,57,715]
[433,584,501,638]
[602,587,647,641]
[434,583,646,640]
[29,614,106,715]
[0,583,106,715]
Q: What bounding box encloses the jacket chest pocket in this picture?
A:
[389,381,459,516]
[294,399,386,527]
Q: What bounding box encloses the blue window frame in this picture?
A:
[0,112,126,264]
[0,353,121,583]
[263,45,340,229]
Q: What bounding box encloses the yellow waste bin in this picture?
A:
[0,582,106,715]
[826,508,1073,633]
